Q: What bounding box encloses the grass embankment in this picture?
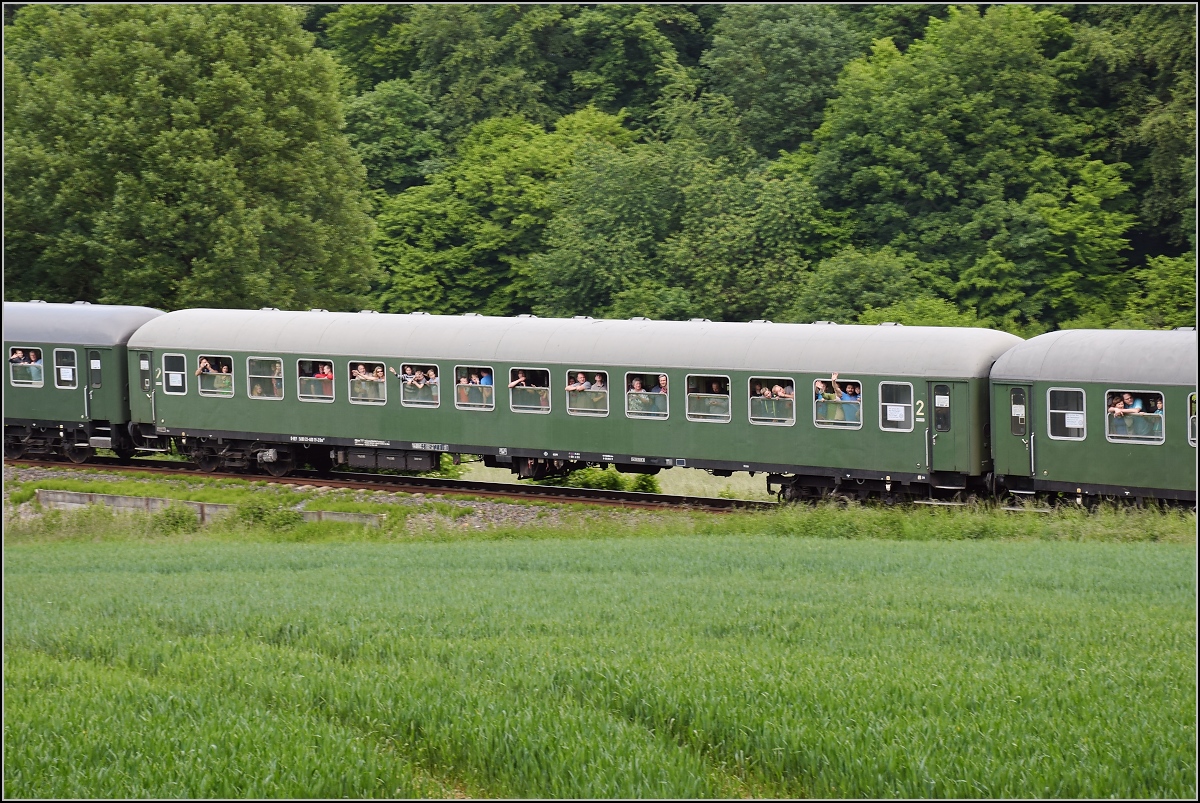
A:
[3,495,1196,798]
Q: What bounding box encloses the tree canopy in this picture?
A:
[5,3,1194,330]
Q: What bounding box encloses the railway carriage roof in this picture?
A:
[3,302,163,347]
[990,329,1197,387]
[128,309,1022,378]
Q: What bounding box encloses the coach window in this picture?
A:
[247,358,284,400]
[1009,388,1027,436]
[566,370,609,416]
[396,363,441,408]
[1104,389,1165,445]
[53,349,78,390]
[297,359,335,402]
[163,354,187,395]
[625,372,669,419]
[813,377,863,429]
[88,350,102,389]
[9,346,43,387]
[748,377,795,426]
[348,360,387,405]
[138,352,152,393]
[1188,393,1197,447]
[933,384,952,432]
[685,375,731,423]
[454,365,495,411]
[879,382,914,432]
[196,355,234,397]
[1047,388,1086,440]
[510,368,551,413]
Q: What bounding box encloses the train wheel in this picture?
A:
[4,440,27,460]
[113,447,137,464]
[63,444,93,464]
[193,451,221,473]
[263,455,294,478]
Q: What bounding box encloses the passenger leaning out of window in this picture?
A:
[9,348,26,364]
[830,373,860,423]
[651,374,668,394]
[814,378,838,420]
[509,370,529,388]
[566,372,591,392]
[195,356,213,376]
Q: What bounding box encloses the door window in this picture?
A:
[139,352,152,393]
[88,350,102,389]
[933,384,951,432]
[1009,388,1027,436]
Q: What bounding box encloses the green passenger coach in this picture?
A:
[4,301,164,461]
[126,309,1020,499]
[990,328,1197,503]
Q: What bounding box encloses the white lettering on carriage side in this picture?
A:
[411,442,449,452]
[935,395,950,408]
[1064,413,1085,429]
[886,405,906,421]
[630,456,646,463]
[355,439,391,447]
[1011,404,1025,418]
[290,436,326,443]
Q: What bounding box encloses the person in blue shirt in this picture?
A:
[830,373,860,423]
[479,368,493,386]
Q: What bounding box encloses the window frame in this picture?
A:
[1009,387,1028,437]
[453,364,496,412]
[296,358,336,403]
[683,373,732,424]
[1046,387,1087,441]
[1102,387,1165,446]
[878,381,915,433]
[624,371,670,420]
[565,369,610,418]
[812,377,864,431]
[509,367,552,414]
[8,345,44,388]
[53,348,78,390]
[88,350,102,389]
[246,356,285,401]
[747,376,796,427]
[398,363,442,409]
[1189,392,1197,448]
[162,353,188,396]
[346,359,388,406]
[196,354,235,398]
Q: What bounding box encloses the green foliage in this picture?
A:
[3,4,376,311]
[787,246,932,324]
[538,466,661,494]
[702,5,858,154]
[857,297,986,328]
[1118,252,1198,329]
[343,79,443,195]
[235,499,304,531]
[151,504,200,534]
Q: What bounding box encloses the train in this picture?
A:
[5,301,1196,505]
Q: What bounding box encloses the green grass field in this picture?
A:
[4,501,1195,798]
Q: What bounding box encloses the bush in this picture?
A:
[152,504,200,534]
[540,466,662,494]
[235,499,304,531]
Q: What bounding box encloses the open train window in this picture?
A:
[247,357,284,400]
[625,372,668,419]
[297,359,335,402]
[1104,388,1164,445]
[1047,388,1085,440]
[813,377,862,429]
[509,368,551,413]
[397,363,441,408]
[748,377,795,426]
[162,354,187,395]
[686,375,731,423]
[878,382,914,432]
[53,349,78,390]
[8,346,43,387]
[566,370,608,416]
[196,355,234,397]
[347,360,387,405]
[1189,393,1197,447]
[454,365,495,411]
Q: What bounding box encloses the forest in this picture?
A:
[3,3,1195,335]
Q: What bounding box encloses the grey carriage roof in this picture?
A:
[127,309,1024,379]
[3,301,164,347]
[990,328,1198,387]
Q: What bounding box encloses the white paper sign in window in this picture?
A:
[90,359,101,370]
[886,404,907,422]
[1064,412,1085,429]
[168,374,182,387]
[140,359,150,371]
[935,395,950,408]
[59,367,73,382]
[1011,404,1025,418]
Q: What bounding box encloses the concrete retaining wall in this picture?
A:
[35,490,382,527]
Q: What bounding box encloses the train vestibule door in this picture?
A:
[994,384,1034,477]
[927,381,969,474]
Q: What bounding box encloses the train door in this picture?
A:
[993,384,1034,477]
[927,381,969,473]
[130,350,155,425]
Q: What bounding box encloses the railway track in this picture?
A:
[4,457,777,512]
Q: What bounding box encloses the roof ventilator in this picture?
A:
[877,321,903,326]
[73,300,92,305]
[517,313,537,318]
[309,308,328,312]
[573,315,594,320]
[812,320,837,325]
[1174,326,1195,331]
[359,309,379,314]
[410,311,430,315]
[630,316,651,321]
[690,318,712,322]
[29,299,46,303]
[260,307,280,311]
[750,319,772,323]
